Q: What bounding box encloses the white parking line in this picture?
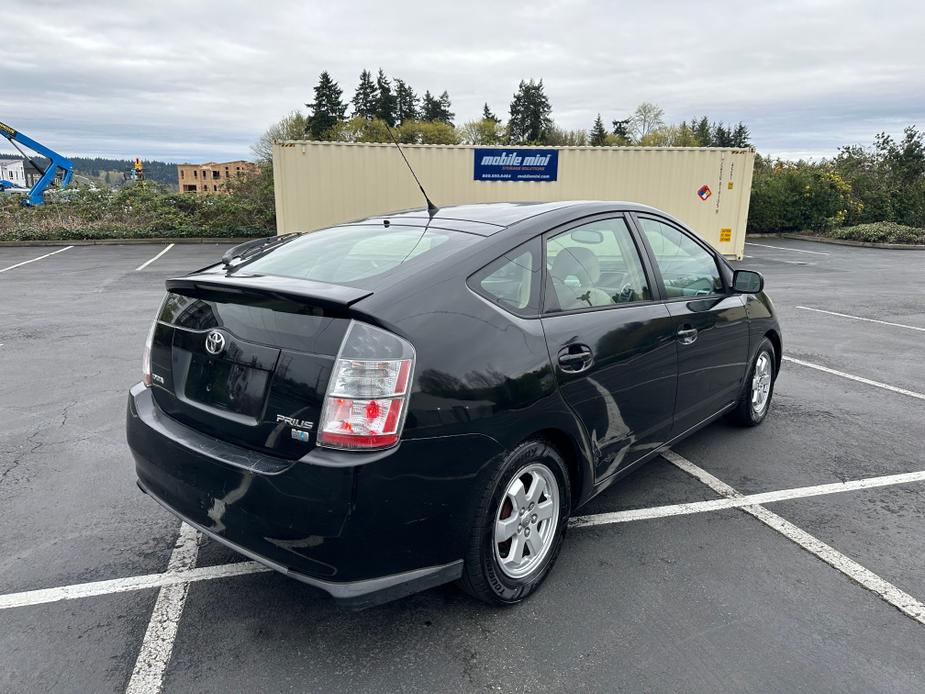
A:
[796,306,925,333]
[783,356,925,401]
[571,468,925,528]
[663,450,925,626]
[745,242,829,256]
[0,560,269,611]
[135,244,175,271]
[125,522,200,694]
[0,246,73,273]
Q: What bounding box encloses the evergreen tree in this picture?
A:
[437,91,454,125]
[422,90,454,124]
[508,79,552,144]
[351,69,378,119]
[306,71,346,140]
[394,79,419,123]
[589,114,608,146]
[482,103,500,124]
[713,123,734,147]
[731,122,751,148]
[611,118,631,141]
[421,91,438,121]
[693,116,712,147]
[374,69,397,126]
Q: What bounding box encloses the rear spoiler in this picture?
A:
[166,273,373,310]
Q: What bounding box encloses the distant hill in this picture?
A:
[69,157,179,190]
[0,155,188,190]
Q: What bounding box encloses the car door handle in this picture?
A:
[557,345,594,373]
[677,327,698,345]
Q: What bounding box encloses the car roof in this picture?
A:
[357,200,664,236]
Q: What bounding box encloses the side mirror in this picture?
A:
[732,269,764,294]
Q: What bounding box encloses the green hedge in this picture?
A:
[826,222,925,245]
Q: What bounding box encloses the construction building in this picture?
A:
[176,160,258,193]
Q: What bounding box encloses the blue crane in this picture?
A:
[0,120,74,206]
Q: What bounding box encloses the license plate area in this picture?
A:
[184,354,270,419]
[170,327,281,423]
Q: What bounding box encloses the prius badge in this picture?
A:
[205,330,225,356]
[277,415,315,443]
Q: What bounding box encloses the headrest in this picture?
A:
[550,246,600,286]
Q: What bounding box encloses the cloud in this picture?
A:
[1,0,922,161]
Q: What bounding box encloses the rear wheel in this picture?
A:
[727,338,776,426]
[459,440,571,605]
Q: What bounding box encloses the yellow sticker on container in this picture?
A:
[720,228,732,242]
[727,181,734,190]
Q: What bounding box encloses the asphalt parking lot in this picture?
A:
[1,237,923,693]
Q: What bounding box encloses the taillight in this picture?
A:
[318,321,415,450]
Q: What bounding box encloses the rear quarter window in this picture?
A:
[235,224,476,285]
[467,238,542,316]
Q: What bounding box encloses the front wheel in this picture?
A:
[727,338,776,426]
[458,440,571,605]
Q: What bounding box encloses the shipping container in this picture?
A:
[272,142,755,259]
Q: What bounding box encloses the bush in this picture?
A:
[748,157,860,233]
[827,222,925,245]
[0,169,275,242]
[749,126,925,235]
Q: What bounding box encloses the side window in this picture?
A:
[469,238,541,315]
[545,217,650,313]
[638,218,723,297]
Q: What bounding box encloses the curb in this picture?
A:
[781,234,925,250]
[0,237,266,248]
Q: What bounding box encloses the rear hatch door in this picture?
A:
[147,273,369,459]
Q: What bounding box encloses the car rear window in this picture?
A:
[233,224,477,285]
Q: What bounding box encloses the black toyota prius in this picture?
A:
[127,201,781,608]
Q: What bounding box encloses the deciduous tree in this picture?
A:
[459,118,505,145]
[630,102,664,141]
[252,111,310,163]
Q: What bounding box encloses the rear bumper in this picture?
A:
[126,383,505,607]
[136,477,462,608]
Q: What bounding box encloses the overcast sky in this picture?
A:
[2,0,922,162]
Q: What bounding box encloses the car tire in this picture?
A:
[458,439,571,605]
[727,337,776,427]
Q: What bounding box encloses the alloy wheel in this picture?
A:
[493,463,560,579]
[751,352,773,415]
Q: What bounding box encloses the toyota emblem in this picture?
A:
[205,330,226,356]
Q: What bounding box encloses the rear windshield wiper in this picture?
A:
[222,232,301,270]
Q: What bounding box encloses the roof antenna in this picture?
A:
[383,122,438,217]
